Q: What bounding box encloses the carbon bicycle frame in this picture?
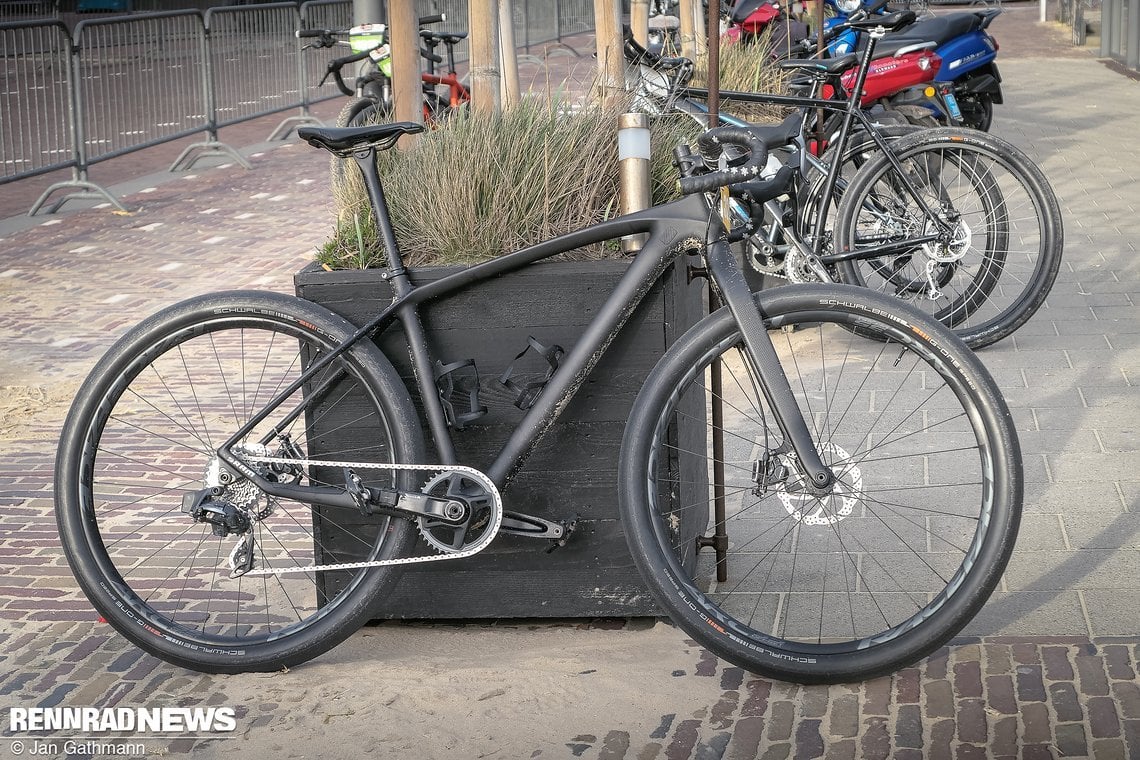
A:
[216,147,837,510]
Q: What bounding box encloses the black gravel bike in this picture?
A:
[55,120,1022,683]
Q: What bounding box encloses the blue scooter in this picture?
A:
[821,0,1003,130]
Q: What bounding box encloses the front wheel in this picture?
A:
[619,284,1021,683]
[55,291,424,673]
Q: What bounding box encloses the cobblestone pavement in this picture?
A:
[0,8,1138,760]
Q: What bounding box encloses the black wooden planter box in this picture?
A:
[295,258,708,619]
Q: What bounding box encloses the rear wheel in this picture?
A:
[55,291,423,673]
[834,128,1063,348]
[958,91,994,132]
[619,285,1021,683]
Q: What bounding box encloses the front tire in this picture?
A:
[619,285,1021,683]
[55,291,424,673]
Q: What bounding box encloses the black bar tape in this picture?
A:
[678,127,770,195]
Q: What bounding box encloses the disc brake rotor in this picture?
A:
[775,443,863,526]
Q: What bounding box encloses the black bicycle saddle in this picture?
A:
[297,123,425,154]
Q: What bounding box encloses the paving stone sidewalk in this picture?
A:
[0,8,1138,760]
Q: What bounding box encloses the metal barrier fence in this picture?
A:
[206,3,302,129]
[300,0,352,105]
[2,0,601,214]
[1100,0,1140,70]
[0,20,73,183]
[74,11,207,165]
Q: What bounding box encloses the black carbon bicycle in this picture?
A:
[55,120,1022,683]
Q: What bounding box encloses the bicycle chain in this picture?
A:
[239,457,502,576]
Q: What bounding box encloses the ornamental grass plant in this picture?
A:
[691,35,793,124]
[320,96,699,270]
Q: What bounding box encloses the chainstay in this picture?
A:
[240,457,502,576]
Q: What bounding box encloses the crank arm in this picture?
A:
[498,510,566,539]
[247,476,463,524]
[365,488,467,524]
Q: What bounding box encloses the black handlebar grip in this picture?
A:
[418,13,445,25]
[421,47,443,63]
[677,126,770,195]
[297,29,328,38]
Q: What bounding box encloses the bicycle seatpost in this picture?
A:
[351,147,408,278]
[444,39,458,76]
[421,34,440,76]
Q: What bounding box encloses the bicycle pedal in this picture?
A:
[544,517,579,554]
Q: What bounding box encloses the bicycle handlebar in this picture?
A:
[418,13,445,24]
[677,127,770,195]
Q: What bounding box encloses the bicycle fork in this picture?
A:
[705,239,835,491]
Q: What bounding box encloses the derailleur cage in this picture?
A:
[181,489,251,537]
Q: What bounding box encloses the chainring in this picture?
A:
[417,471,502,554]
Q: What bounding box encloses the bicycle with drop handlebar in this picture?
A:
[299,13,470,128]
[625,8,1062,349]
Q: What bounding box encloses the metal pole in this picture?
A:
[706,0,728,583]
[618,112,651,253]
[1102,0,1110,54]
[1128,0,1139,69]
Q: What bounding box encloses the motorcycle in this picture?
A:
[821,0,1003,130]
[723,0,809,56]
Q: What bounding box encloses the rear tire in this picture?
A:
[834,128,1063,348]
[55,291,424,673]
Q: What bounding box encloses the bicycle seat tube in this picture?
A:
[354,145,459,463]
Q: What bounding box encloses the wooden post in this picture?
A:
[469,0,503,113]
[593,0,624,107]
[630,0,650,46]
[678,0,697,59]
[499,0,520,108]
[388,0,422,137]
[692,0,707,58]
